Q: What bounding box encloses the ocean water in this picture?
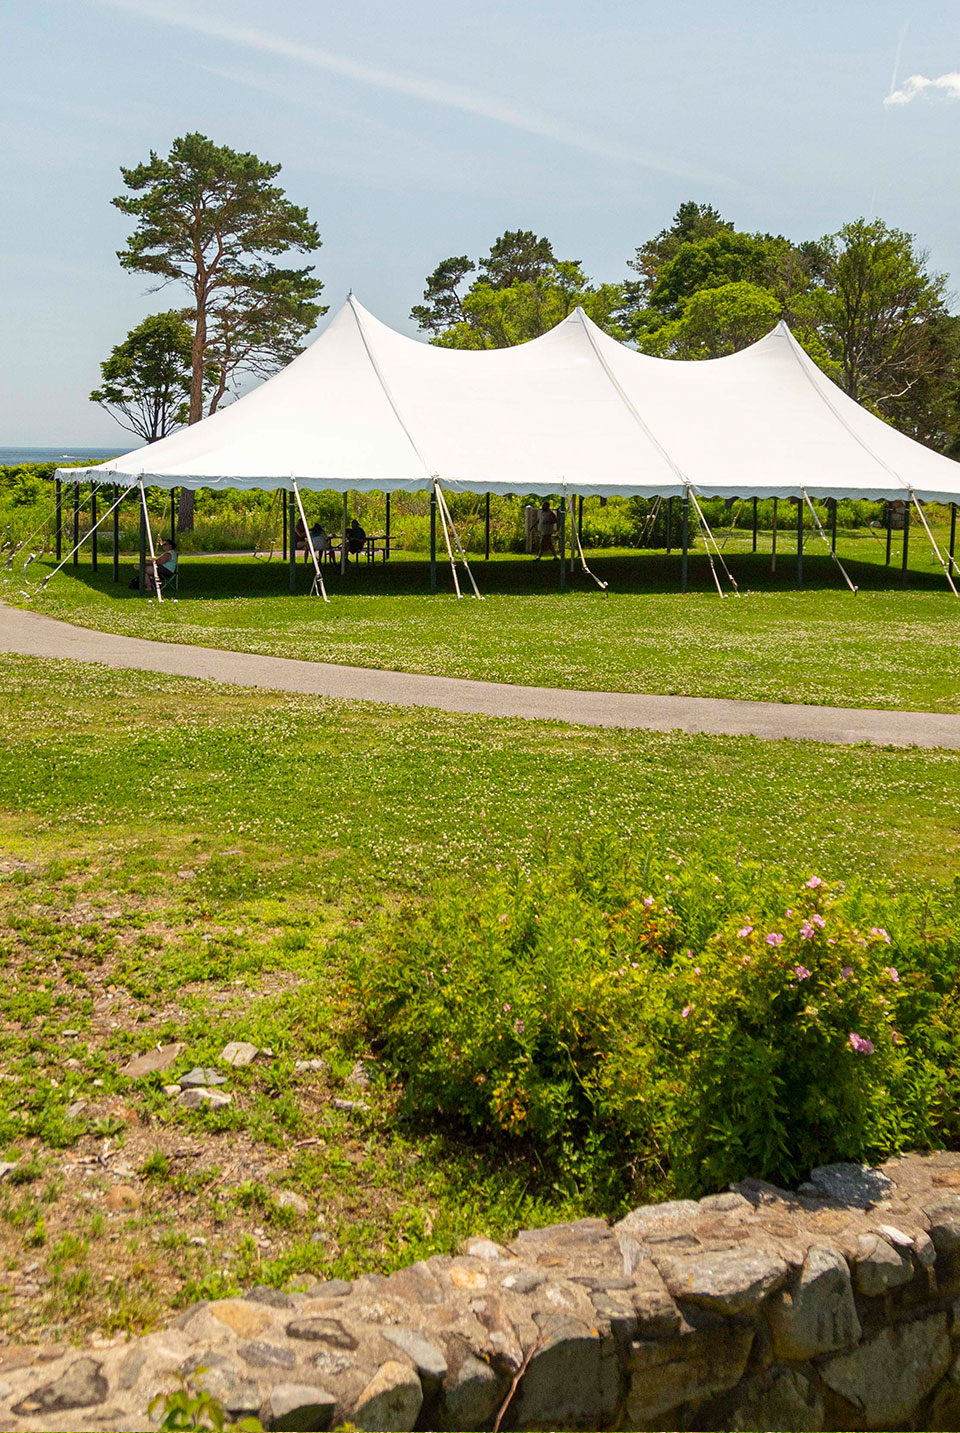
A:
[0,446,128,465]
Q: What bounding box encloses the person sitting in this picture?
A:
[535,499,559,560]
[293,515,307,561]
[309,522,330,563]
[347,517,367,560]
[147,538,178,591]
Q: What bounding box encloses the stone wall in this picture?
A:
[2,1152,960,1431]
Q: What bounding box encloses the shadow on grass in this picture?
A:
[44,547,954,601]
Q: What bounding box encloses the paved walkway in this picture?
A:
[3,602,960,748]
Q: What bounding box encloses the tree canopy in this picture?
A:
[89,310,204,443]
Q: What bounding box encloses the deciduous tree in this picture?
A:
[89,310,200,443]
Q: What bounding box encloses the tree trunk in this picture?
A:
[178,298,208,533]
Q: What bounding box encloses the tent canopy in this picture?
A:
[59,296,960,504]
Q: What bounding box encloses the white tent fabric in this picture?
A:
[59,296,960,503]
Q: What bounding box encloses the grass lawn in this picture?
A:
[1,650,960,1342]
[11,526,960,711]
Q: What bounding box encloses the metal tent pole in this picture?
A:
[559,498,566,592]
[666,495,673,554]
[55,479,62,561]
[138,481,162,603]
[752,496,758,552]
[91,486,98,571]
[952,503,958,573]
[429,489,437,592]
[578,495,584,556]
[288,490,297,593]
[138,493,146,595]
[72,484,79,566]
[386,492,391,560]
[901,499,910,586]
[282,495,288,561]
[112,483,119,582]
[680,494,689,592]
[771,497,778,574]
[885,502,892,565]
[796,497,803,587]
[484,492,490,560]
[340,492,348,574]
[830,497,837,555]
[170,490,177,545]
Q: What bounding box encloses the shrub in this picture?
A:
[355,839,960,1207]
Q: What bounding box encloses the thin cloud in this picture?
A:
[89,0,717,181]
[885,71,960,105]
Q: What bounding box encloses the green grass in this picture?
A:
[10,526,960,711]
[1,648,960,1338]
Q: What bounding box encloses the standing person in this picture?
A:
[535,499,559,560]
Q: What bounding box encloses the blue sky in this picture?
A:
[2,0,959,444]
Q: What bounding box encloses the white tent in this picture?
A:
[59,296,960,505]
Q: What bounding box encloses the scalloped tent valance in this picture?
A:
[58,296,960,504]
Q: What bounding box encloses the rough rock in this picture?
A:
[286,1318,358,1349]
[177,1086,232,1111]
[180,1066,229,1088]
[182,1352,260,1416]
[260,1380,337,1431]
[210,1300,275,1340]
[768,1244,861,1360]
[118,1043,185,1079]
[221,1041,259,1068]
[720,1365,824,1432]
[808,1161,894,1209]
[654,1247,789,1315]
[11,1358,108,1415]
[275,1189,309,1217]
[820,1311,951,1425]
[239,1340,297,1371]
[926,1194,960,1255]
[624,1319,754,1422]
[379,1327,446,1386]
[852,1231,914,1295]
[350,1359,422,1431]
[439,1347,503,1430]
[104,1184,141,1212]
[294,1058,328,1073]
[513,1316,620,1429]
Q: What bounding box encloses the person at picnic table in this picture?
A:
[293,514,307,560]
[309,522,330,560]
[347,517,366,559]
[535,498,559,559]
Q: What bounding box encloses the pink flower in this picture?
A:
[799,921,815,940]
[514,1019,525,1035]
[806,876,823,889]
[871,926,891,944]
[892,1030,903,1046]
[841,967,854,980]
[642,896,654,909]
[886,966,900,982]
[737,926,754,939]
[766,932,784,947]
[794,965,811,981]
[502,1003,511,1013]
[682,1005,692,1019]
[693,966,701,976]
[848,1031,875,1055]
[811,913,826,929]
[498,913,509,923]
[785,908,794,918]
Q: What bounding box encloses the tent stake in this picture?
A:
[908,490,958,597]
[771,497,778,575]
[292,478,329,602]
[112,483,119,582]
[429,489,437,592]
[484,492,490,560]
[91,486,98,572]
[901,499,910,586]
[752,496,758,553]
[796,497,803,587]
[288,490,297,592]
[138,480,162,603]
[55,479,62,561]
[800,489,857,592]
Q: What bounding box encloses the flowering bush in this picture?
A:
[356,840,960,1205]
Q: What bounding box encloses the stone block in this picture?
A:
[768,1244,861,1360]
[512,1315,620,1430]
[808,1162,894,1209]
[439,1346,503,1431]
[655,1247,789,1315]
[820,1311,950,1426]
[623,1319,754,1423]
[11,1357,108,1416]
[350,1358,423,1431]
[380,1327,447,1388]
[614,1199,701,1246]
[853,1232,914,1295]
[260,1381,337,1431]
[719,1365,824,1432]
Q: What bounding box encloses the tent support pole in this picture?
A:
[830,496,837,555]
[170,490,177,546]
[138,492,146,595]
[437,484,482,599]
[568,491,608,591]
[559,496,566,592]
[433,479,462,599]
[484,492,490,560]
[909,490,958,597]
[800,489,857,593]
[139,480,162,603]
[385,492,391,560]
[429,489,437,592]
[901,499,910,586]
[951,503,957,571]
[885,502,892,565]
[340,492,348,574]
[752,496,758,553]
[681,495,689,592]
[292,478,329,602]
[282,494,287,561]
[91,487,98,572]
[39,485,130,591]
[578,495,584,561]
[688,486,738,597]
[771,497,778,574]
[288,490,297,593]
[55,479,62,561]
[796,497,803,587]
[112,484,119,582]
[666,495,673,554]
[72,484,79,567]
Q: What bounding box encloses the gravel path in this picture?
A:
[3,602,960,748]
